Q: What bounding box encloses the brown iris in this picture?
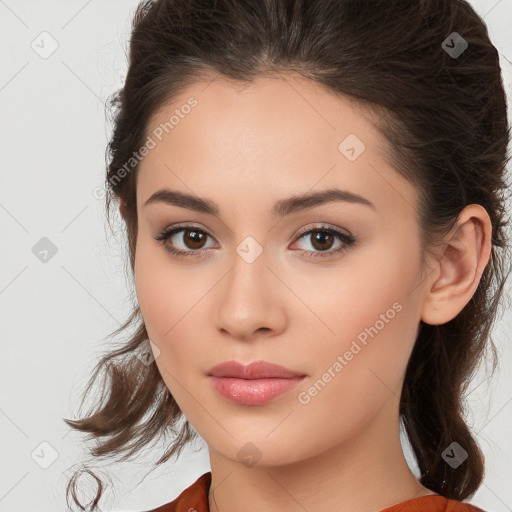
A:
[310,230,335,251]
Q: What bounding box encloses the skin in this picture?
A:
[122,73,492,512]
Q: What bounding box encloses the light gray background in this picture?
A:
[1,1,511,511]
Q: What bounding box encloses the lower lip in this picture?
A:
[208,376,307,406]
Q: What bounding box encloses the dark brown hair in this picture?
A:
[63,0,511,509]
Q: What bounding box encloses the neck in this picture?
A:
[207,404,433,512]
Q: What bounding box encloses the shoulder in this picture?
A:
[380,494,488,512]
[143,471,212,512]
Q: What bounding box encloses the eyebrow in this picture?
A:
[143,188,375,217]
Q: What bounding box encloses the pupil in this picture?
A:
[312,231,333,251]
[186,230,205,249]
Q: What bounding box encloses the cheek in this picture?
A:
[293,294,419,457]
[300,243,422,402]
[134,239,211,389]
[294,240,421,347]
[134,252,192,410]
[134,241,188,352]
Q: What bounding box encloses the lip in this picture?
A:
[208,360,306,379]
[207,360,308,406]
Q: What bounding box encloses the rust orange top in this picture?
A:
[144,472,487,512]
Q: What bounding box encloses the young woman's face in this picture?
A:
[134,74,429,466]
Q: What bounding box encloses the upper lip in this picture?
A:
[207,360,306,379]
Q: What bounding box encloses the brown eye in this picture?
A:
[154,224,217,258]
[181,229,207,249]
[309,230,336,251]
[292,224,357,259]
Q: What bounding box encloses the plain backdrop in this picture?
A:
[1,1,511,511]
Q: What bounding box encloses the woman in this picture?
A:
[64,0,510,511]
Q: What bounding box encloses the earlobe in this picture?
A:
[421,204,492,326]
[118,199,128,221]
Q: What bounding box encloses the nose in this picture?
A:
[214,248,287,342]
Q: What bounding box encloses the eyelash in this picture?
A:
[154,223,357,260]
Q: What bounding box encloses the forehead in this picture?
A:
[137,73,417,219]
[144,73,383,158]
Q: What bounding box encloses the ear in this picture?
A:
[421,204,492,325]
[118,199,128,221]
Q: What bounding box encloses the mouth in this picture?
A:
[207,360,308,406]
[208,375,308,405]
[207,359,307,379]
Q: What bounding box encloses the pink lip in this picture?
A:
[208,360,306,379]
[207,360,308,406]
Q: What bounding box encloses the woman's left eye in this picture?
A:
[154,223,357,260]
[291,225,356,258]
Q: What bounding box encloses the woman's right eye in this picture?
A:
[154,224,217,259]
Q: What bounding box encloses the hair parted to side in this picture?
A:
[63,0,511,510]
